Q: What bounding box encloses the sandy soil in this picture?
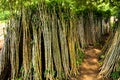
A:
[78,47,102,80]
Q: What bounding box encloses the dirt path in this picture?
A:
[78,46,102,80]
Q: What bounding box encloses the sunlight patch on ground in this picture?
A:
[92,58,98,63]
[81,75,96,80]
[94,49,101,53]
[0,22,6,50]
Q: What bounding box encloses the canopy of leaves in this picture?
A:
[0,0,120,20]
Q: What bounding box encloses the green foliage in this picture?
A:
[117,10,120,20]
[44,69,50,77]
[76,49,85,65]
[51,70,56,77]
[116,67,120,72]
[99,61,103,66]
[44,69,56,78]
[1,0,118,21]
[98,54,105,66]
[99,54,105,59]
[75,42,85,65]
[0,11,10,21]
[110,61,120,79]
[110,71,120,79]
[15,77,22,80]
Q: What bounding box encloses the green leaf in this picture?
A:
[110,72,120,79]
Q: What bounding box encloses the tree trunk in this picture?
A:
[51,11,63,79]
[68,16,77,75]
[58,19,70,78]
[77,16,85,48]
[89,11,96,44]
[99,26,120,78]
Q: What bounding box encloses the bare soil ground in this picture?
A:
[78,46,102,80]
